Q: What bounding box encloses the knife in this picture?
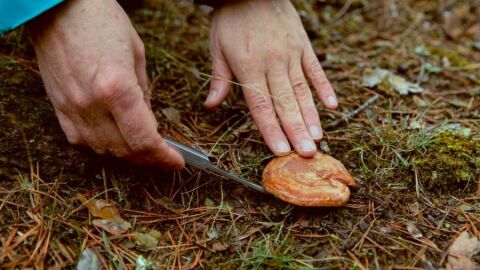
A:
[164,137,266,193]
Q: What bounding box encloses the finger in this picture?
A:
[89,112,136,160]
[109,84,185,170]
[132,39,151,107]
[204,49,233,108]
[241,77,291,156]
[302,46,338,109]
[56,111,85,145]
[67,110,109,155]
[267,65,317,157]
[289,61,323,141]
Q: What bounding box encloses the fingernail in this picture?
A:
[300,140,316,152]
[275,141,291,154]
[308,125,322,139]
[205,89,218,105]
[327,95,338,107]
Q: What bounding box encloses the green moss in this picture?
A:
[427,46,472,67]
[413,131,479,189]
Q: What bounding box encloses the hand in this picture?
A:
[30,0,184,169]
[205,0,338,157]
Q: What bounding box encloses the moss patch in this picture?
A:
[413,131,479,190]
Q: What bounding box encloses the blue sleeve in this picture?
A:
[0,0,63,35]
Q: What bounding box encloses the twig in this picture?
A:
[326,94,380,129]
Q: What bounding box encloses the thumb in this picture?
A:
[204,50,233,108]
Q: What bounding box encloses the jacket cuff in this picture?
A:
[0,0,63,35]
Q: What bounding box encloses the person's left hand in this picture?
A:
[204,0,338,158]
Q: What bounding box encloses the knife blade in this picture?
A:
[164,136,266,193]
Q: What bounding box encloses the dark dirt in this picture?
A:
[1,0,480,269]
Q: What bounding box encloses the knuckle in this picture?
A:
[70,92,93,111]
[288,122,308,135]
[239,54,254,66]
[130,139,155,154]
[60,78,92,111]
[251,95,273,114]
[262,122,280,133]
[92,146,106,155]
[276,91,296,104]
[275,91,298,111]
[291,79,310,99]
[94,73,130,104]
[266,49,286,63]
[136,41,146,58]
[66,134,82,145]
[288,38,304,51]
[111,148,129,159]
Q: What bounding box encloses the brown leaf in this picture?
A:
[92,219,131,236]
[162,107,181,124]
[443,4,471,40]
[134,233,159,250]
[406,222,423,238]
[78,195,132,236]
[212,241,229,252]
[84,199,122,220]
[446,231,480,270]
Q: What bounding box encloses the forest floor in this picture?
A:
[1,0,480,269]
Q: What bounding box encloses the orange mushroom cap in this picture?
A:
[262,152,356,207]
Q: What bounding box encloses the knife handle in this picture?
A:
[164,136,210,170]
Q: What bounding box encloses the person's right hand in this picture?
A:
[30,0,184,169]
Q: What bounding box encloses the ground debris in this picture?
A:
[76,248,100,270]
[162,107,181,124]
[406,222,423,238]
[135,255,157,270]
[362,68,424,95]
[134,232,160,250]
[79,194,132,235]
[446,231,480,270]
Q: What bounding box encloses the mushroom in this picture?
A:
[262,152,356,207]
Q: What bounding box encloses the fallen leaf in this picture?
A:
[407,202,421,215]
[76,248,100,270]
[204,197,215,207]
[362,68,389,88]
[413,46,431,56]
[78,195,132,236]
[442,4,471,40]
[412,95,429,108]
[446,231,480,270]
[92,219,131,236]
[207,229,219,240]
[406,222,423,238]
[362,68,424,95]
[443,12,463,40]
[474,41,480,51]
[148,229,162,239]
[135,255,157,270]
[162,107,181,124]
[387,73,423,95]
[212,241,229,252]
[83,198,122,220]
[134,233,159,250]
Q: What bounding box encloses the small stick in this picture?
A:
[326,94,380,129]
